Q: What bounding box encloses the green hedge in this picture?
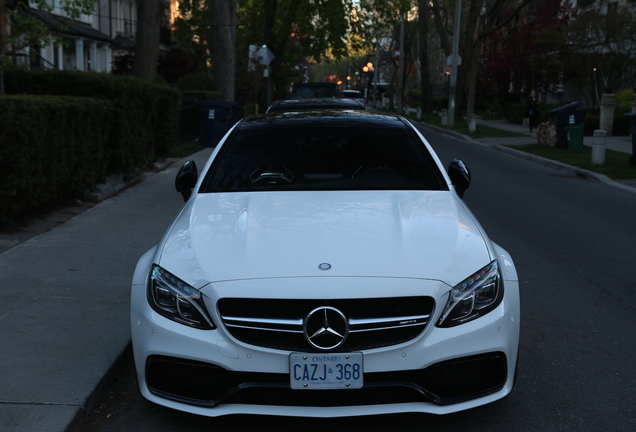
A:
[0,95,112,221]
[4,69,181,174]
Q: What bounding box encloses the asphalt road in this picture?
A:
[78,126,636,432]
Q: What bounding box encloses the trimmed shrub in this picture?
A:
[4,69,180,174]
[0,95,112,221]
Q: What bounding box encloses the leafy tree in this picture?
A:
[172,0,212,71]
[430,0,530,119]
[480,0,577,99]
[241,0,354,103]
[564,3,636,103]
[0,0,97,93]
[355,0,412,107]
[172,1,354,105]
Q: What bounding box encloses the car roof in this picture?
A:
[242,109,408,129]
[266,98,365,113]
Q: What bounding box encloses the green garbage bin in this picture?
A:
[566,124,584,150]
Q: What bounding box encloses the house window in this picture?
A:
[115,0,124,33]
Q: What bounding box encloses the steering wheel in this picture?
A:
[249,166,294,184]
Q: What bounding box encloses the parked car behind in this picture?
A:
[341,89,365,104]
[266,97,365,113]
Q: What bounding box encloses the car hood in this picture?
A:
[157,191,493,289]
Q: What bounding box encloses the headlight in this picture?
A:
[147,265,215,330]
[437,260,503,328]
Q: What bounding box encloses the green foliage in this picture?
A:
[171,0,213,70]
[502,103,527,125]
[178,73,216,92]
[565,6,636,95]
[507,144,636,181]
[1,0,98,59]
[3,68,180,174]
[0,95,111,221]
[610,89,633,136]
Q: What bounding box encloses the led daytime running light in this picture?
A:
[437,260,502,327]
[149,265,214,329]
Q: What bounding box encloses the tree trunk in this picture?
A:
[418,0,431,112]
[261,0,277,109]
[466,39,482,118]
[0,0,7,94]
[133,0,161,82]
[213,0,236,101]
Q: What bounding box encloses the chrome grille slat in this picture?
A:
[218,297,434,352]
[350,314,430,329]
[223,317,303,332]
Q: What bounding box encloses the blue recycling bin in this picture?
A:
[196,100,242,147]
[549,102,586,149]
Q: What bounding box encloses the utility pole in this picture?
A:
[447,0,462,128]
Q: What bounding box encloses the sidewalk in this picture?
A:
[0,148,213,432]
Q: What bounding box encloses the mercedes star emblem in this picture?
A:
[304,306,349,350]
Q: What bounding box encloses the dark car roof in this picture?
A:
[243,110,407,129]
[266,98,365,113]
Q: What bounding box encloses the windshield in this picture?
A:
[200,115,447,193]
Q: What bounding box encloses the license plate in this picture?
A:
[290,352,363,389]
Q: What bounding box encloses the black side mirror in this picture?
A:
[175,160,198,201]
[448,159,471,198]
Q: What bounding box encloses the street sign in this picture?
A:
[256,45,275,66]
[447,53,462,66]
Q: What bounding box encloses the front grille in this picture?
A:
[217,297,435,352]
[146,352,508,408]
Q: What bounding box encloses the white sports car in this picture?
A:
[131,110,520,418]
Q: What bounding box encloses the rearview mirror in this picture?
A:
[175,160,198,201]
[448,159,471,198]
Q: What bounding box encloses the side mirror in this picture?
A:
[448,159,471,198]
[175,160,198,201]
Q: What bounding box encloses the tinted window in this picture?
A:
[201,116,447,193]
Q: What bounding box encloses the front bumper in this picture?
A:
[131,276,520,417]
[146,351,507,406]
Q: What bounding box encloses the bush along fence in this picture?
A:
[0,69,181,223]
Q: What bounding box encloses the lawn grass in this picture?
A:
[380,108,529,139]
[381,107,636,181]
[412,112,529,139]
[506,144,636,180]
